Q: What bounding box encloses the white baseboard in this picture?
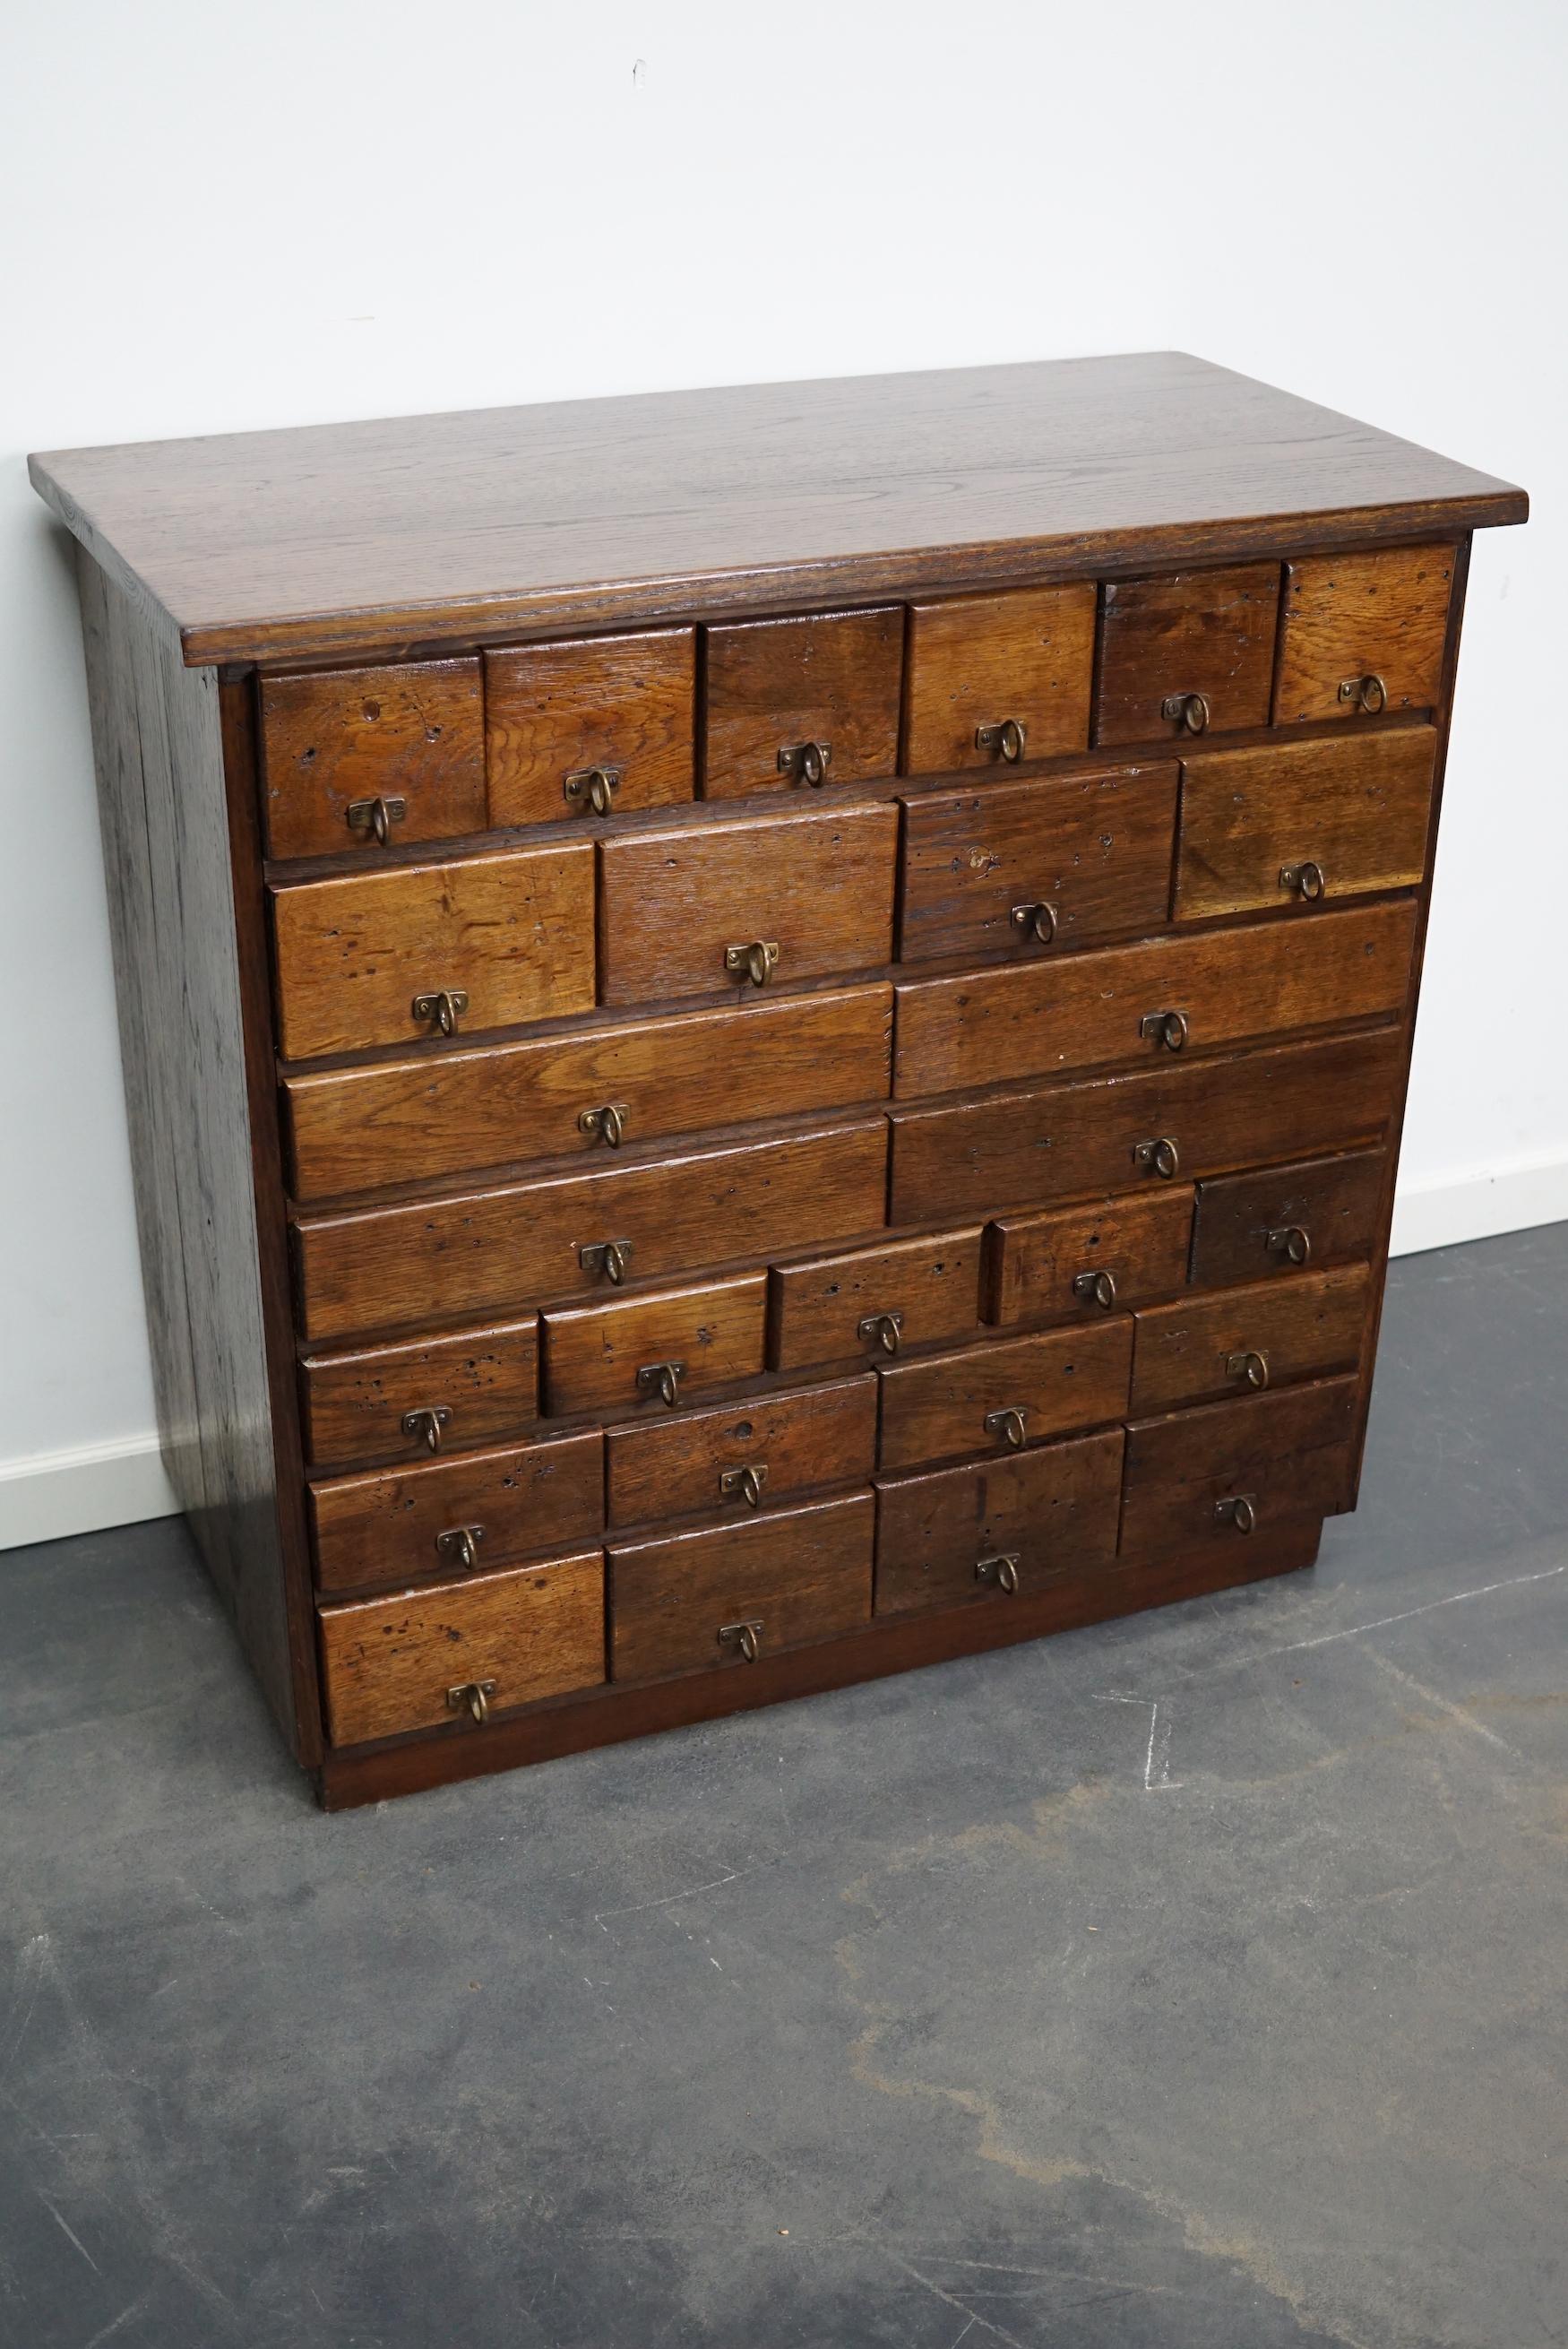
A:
[0,1432,179,1552]
[1390,1154,1568,1257]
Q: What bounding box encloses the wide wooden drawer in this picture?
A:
[903,586,1095,774]
[608,1492,874,1682]
[318,1549,605,1746]
[769,1226,983,1376]
[606,1373,878,1527]
[299,1317,538,1472]
[1119,1375,1359,1559]
[1273,546,1454,725]
[896,764,1177,965]
[541,1273,768,1418]
[294,1116,889,1342]
[985,1189,1193,1329]
[598,801,899,1006]
[271,845,596,1060]
[894,898,1417,1099]
[703,608,902,798]
[1131,1264,1371,1416]
[309,1427,602,1596]
[874,1428,1124,1616]
[877,1320,1132,1474]
[484,627,695,825]
[889,1026,1402,1229]
[1175,728,1437,921]
[1190,1147,1387,1288]
[1093,565,1280,747]
[260,656,486,860]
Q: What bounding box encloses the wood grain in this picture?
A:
[606,1374,878,1527]
[300,1318,539,1472]
[984,1189,1194,1328]
[703,607,902,797]
[769,1227,983,1376]
[1094,565,1279,745]
[903,584,1096,773]
[1189,1147,1388,1288]
[541,1273,768,1417]
[1130,1264,1371,1416]
[874,1428,1124,1616]
[608,1492,874,1683]
[877,1320,1133,1473]
[484,627,695,825]
[259,657,485,859]
[1119,1374,1359,1559]
[309,1428,603,1595]
[1274,546,1454,723]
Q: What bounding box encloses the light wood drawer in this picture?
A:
[1119,1375,1359,1559]
[1094,565,1279,746]
[1175,728,1437,921]
[985,1190,1193,1329]
[903,585,1095,774]
[1273,546,1454,724]
[874,1428,1124,1617]
[300,1318,538,1472]
[877,1320,1132,1475]
[608,1492,874,1682]
[702,607,902,799]
[770,1227,983,1376]
[606,1373,877,1527]
[260,657,486,860]
[1131,1264,1371,1416]
[309,1428,602,1596]
[541,1273,768,1418]
[1190,1147,1387,1287]
[484,627,695,825]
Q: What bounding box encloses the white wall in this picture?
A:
[2,0,1563,1545]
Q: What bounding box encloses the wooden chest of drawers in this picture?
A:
[30,354,1526,1806]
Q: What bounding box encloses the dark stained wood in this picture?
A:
[874,1428,1124,1616]
[1094,565,1279,745]
[606,1374,878,1527]
[299,1318,539,1472]
[541,1273,768,1417]
[309,1428,602,1595]
[703,607,902,797]
[903,585,1095,774]
[1119,1374,1358,1559]
[259,657,486,859]
[1131,1264,1371,1417]
[1190,1147,1388,1289]
[985,1188,1194,1329]
[877,1320,1133,1474]
[608,1492,874,1682]
[769,1226,983,1376]
[1274,545,1454,723]
[484,627,695,825]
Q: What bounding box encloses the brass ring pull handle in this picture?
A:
[1160,691,1210,735]
[579,1101,630,1148]
[346,793,407,844]
[718,1619,763,1662]
[401,1404,452,1455]
[1338,673,1387,714]
[1010,901,1059,947]
[1214,1494,1258,1535]
[1073,1269,1118,1311]
[1226,1349,1271,1391]
[975,1552,1021,1593]
[1133,1136,1181,1179]
[857,1310,904,1358]
[1140,1009,1190,1053]
[976,718,1028,762]
[580,1238,633,1285]
[724,939,780,988]
[1279,860,1326,902]
[563,764,622,815]
[719,1463,770,1508]
[411,988,470,1036]
[435,1524,485,1573]
[447,1678,497,1724]
[1266,1224,1312,1266]
[984,1405,1030,1450]
[636,1360,685,1407]
[778,740,832,786]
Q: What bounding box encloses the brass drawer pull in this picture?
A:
[435,1524,485,1572]
[858,1310,903,1358]
[1267,1224,1312,1265]
[1160,690,1210,735]
[984,1404,1030,1450]
[1226,1349,1271,1390]
[1279,859,1326,902]
[976,717,1028,762]
[1141,1009,1190,1053]
[1133,1136,1181,1179]
[580,1238,633,1284]
[1214,1494,1258,1535]
[401,1404,452,1454]
[579,1101,630,1149]
[1338,673,1387,714]
[1073,1269,1117,1311]
[719,1463,769,1508]
[718,1619,764,1662]
[778,740,831,786]
[975,1552,1021,1593]
[563,764,621,815]
[411,987,469,1035]
[447,1678,497,1724]
[346,793,407,843]
[725,939,780,988]
[1010,900,1059,947]
[636,1360,685,1407]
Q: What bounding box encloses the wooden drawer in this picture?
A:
[1119,1375,1359,1559]
[890,1025,1402,1228]
[299,1318,538,1472]
[903,586,1095,774]
[608,1492,874,1682]
[1273,546,1454,724]
[1094,565,1280,746]
[606,1373,877,1527]
[259,657,486,860]
[894,898,1417,1099]
[896,764,1177,965]
[985,1189,1193,1330]
[877,1320,1132,1474]
[1131,1264,1370,1416]
[770,1227,983,1376]
[309,1427,602,1596]
[271,845,596,1060]
[541,1273,768,1417]
[317,1549,605,1746]
[294,1116,889,1342]
[484,627,695,825]
[703,608,902,798]
[599,801,899,1006]
[1175,728,1437,921]
[874,1428,1124,1617]
[1190,1147,1387,1287]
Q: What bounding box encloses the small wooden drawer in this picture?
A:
[985,1189,1193,1329]
[317,1549,605,1746]
[259,657,486,860]
[1131,1263,1371,1416]
[903,585,1096,774]
[309,1427,602,1596]
[702,608,902,799]
[606,1373,877,1527]
[894,897,1417,1100]
[1190,1147,1386,1288]
[608,1492,874,1682]
[484,628,695,825]
[770,1227,983,1376]
[877,1320,1132,1475]
[1119,1375,1359,1559]
[598,801,899,1006]
[299,1318,538,1472]
[271,845,596,1061]
[896,764,1177,965]
[1175,727,1437,921]
[1094,565,1280,746]
[1273,546,1454,725]
[541,1273,767,1417]
[874,1428,1124,1617]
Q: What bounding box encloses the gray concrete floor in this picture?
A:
[3,1227,1566,2349]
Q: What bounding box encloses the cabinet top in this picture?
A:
[30,351,1525,669]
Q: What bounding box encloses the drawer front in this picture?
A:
[606,1373,877,1527]
[1131,1264,1371,1416]
[1175,728,1437,921]
[1273,546,1454,725]
[985,1189,1193,1330]
[894,898,1417,1099]
[318,1550,605,1746]
[770,1227,983,1376]
[295,1117,890,1342]
[300,1318,538,1472]
[484,628,695,825]
[1093,565,1280,747]
[1119,1375,1359,1559]
[874,1428,1124,1617]
[284,984,892,1203]
[877,1320,1133,1474]
[890,1026,1401,1228]
[703,608,902,799]
[897,764,1177,965]
[608,1492,874,1682]
[541,1273,768,1418]
[309,1428,602,1596]
[260,657,486,860]
[1190,1147,1387,1288]
[599,802,899,1006]
[903,586,1096,774]
[271,846,596,1060]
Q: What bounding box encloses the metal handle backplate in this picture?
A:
[1010,900,1059,947]
[411,988,470,1035]
[719,1464,769,1508]
[1073,1269,1117,1311]
[858,1310,904,1358]
[446,1678,497,1723]
[725,939,780,988]
[636,1360,685,1407]
[579,1102,630,1148]
[1214,1494,1259,1534]
[1141,1009,1190,1053]
[1337,673,1388,714]
[1279,860,1326,902]
[778,740,831,786]
[435,1524,485,1573]
[984,1405,1030,1450]
[580,1239,634,1285]
[1226,1349,1271,1390]
[346,793,407,843]
[1266,1225,1312,1266]
[1160,691,1210,735]
[1133,1136,1181,1179]
[563,765,621,815]
[976,718,1028,762]
[718,1619,763,1662]
[401,1404,452,1454]
[975,1552,1021,1593]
